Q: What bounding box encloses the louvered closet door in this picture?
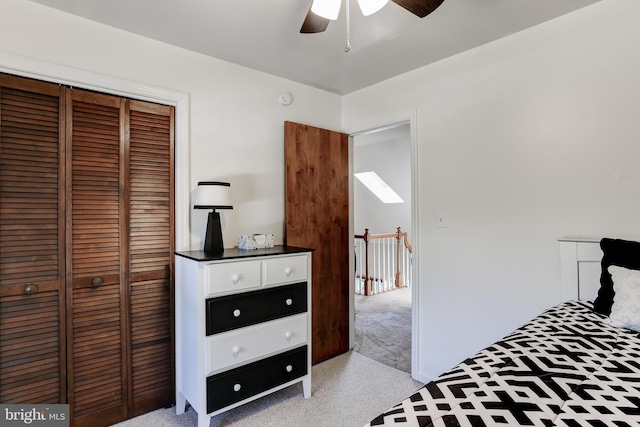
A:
[0,76,175,426]
[0,75,65,404]
[127,100,174,414]
[66,90,127,427]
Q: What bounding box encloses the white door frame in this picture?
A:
[345,109,420,379]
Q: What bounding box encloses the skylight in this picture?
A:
[354,171,404,204]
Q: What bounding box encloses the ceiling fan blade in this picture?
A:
[300,5,331,33]
[391,0,445,18]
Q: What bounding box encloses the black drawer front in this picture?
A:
[206,345,308,414]
[206,282,307,335]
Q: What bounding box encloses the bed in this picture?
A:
[367,237,640,426]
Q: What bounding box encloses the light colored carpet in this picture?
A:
[354,287,412,373]
[112,350,423,427]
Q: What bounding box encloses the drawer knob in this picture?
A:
[232,346,240,355]
[233,309,241,317]
[24,284,38,295]
[286,365,293,373]
[285,268,292,276]
[91,277,103,287]
[285,332,292,340]
[285,298,293,306]
[233,383,241,392]
[231,274,240,284]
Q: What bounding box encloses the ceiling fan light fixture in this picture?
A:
[311,0,342,20]
[357,0,389,16]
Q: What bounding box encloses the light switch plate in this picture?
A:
[437,210,446,228]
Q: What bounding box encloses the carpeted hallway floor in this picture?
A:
[353,286,412,373]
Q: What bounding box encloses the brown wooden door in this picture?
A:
[127,100,174,415]
[284,121,350,364]
[66,90,128,426]
[66,92,176,426]
[0,75,175,427]
[0,75,66,404]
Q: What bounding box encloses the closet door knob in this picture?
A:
[24,284,38,295]
[91,277,103,287]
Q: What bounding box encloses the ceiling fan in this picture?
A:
[300,0,445,33]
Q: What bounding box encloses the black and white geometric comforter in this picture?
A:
[367,300,640,426]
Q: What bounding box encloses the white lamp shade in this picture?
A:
[193,181,233,209]
[358,0,388,16]
[311,0,341,20]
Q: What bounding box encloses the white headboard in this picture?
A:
[559,238,603,301]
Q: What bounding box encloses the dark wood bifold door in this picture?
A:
[284,121,350,364]
[66,89,127,426]
[0,76,67,405]
[127,100,174,416]
[0,74,174,427]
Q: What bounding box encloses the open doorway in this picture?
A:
[352,122,413,373]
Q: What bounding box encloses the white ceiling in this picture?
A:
[29,0,599,95]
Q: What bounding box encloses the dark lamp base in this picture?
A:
[204,211,224,254]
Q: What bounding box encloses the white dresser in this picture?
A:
[175,246,313,427]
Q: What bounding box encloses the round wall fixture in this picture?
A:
[278,92,292,106]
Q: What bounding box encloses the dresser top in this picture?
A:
[175,245,314,262]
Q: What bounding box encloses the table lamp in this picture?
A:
[193,181,233,253]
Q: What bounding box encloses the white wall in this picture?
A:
[354,135,412,236]
[343,0,640,381]
[0,0,342,251]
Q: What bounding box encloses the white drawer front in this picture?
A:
[206,313,307,374]
[205,260,262,296]
[264,255,307,286]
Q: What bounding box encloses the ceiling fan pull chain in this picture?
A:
[345,0,351,52]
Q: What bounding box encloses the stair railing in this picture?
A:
[354,227,413,296]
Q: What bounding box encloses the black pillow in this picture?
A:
[593,238,640,315]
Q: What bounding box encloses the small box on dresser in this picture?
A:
[175,246,313,427]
